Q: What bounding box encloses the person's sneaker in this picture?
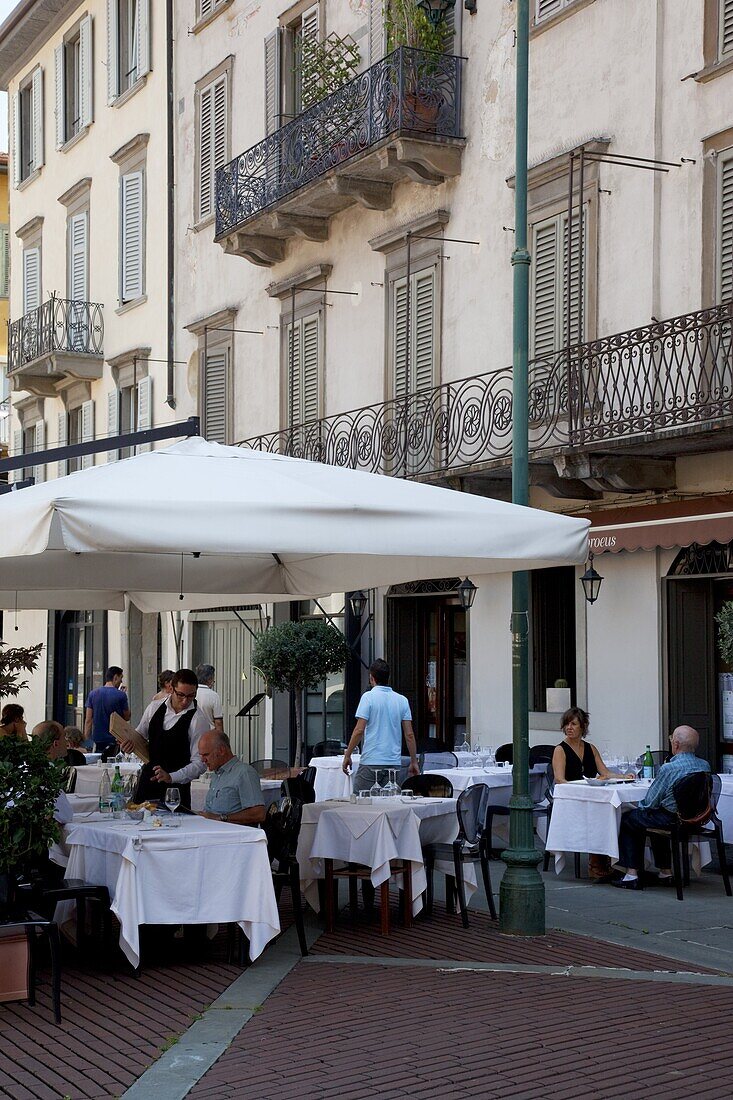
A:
[611,877,643,891]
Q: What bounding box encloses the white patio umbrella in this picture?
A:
[0,438,589,611]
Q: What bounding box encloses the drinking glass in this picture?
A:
[369,770,382,799]
[384,769,400,797]
[165,787,181,818]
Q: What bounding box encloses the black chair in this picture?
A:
[421,751,458,771]
[300,765,317,788]
[424,785,496,924]
[0,909,62,1023]
[310,741,344,758]
[251,758,290,780]
[281,774,316,804]
[495,743,513,764]
[402,774,454,798]
[17,876,111,962]
[65,749,87,766]
[645,772,733,901]
[529,744,555,768]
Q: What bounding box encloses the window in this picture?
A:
[22,246,41,314]
[59,400,95,475]
[534,0,582,24]
[285,313,320,426]
[197,0,229,21]
[107,374,151,459]
[391,267,437,399]
[107,0,150,103]
[120,170,144,302]
[196,67,229,223]
[55,16,93,147]
[717,148,733,302]
[12,68,44,185]
[13,420,45,484]
[264,3,320,133]
[531,566,576,712]
[0,226,9,299]
[530,209,587,358]
[201,349,230,443]
[720,0,733,59]
[67,211,88,303]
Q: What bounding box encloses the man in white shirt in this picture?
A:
[195,663,224,733]
[120,668,209,808]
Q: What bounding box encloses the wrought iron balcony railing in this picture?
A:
[239,302,733,476]
[8,295,104,373]
[215,46,464,238]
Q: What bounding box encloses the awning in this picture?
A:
[583,495,733,554]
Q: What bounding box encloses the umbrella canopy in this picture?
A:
[0,438,589,612]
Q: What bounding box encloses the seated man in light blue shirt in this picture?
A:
[197,730,265,826]
[613,725,711,891]
[343,658,419,794]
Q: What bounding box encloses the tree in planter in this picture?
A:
[252,619,351,766]
[716,602,733,666]
[386,0,451,53]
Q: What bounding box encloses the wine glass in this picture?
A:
[165,787,181,819]
[369,770,382,799]
[384,769,400,797]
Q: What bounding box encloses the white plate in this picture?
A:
[585,778,611,786]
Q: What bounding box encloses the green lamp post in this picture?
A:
[499,0,546,936]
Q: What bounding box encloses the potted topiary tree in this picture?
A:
[252,619,351,766]
[385,0,452,133]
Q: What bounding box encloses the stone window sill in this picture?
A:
[116,294,147,316]
[59,125,91,153]
[191,0,234,35]
[531,0,596,38]
[693,54,733,84]
[17,168,41,192]
[112,75,148,110]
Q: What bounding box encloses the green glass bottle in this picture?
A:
[642,745,654,780]
[111,765,125,812]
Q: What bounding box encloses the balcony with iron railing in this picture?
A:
[7,294,104,397]
[239,302,733,495]
[215,47,465,267]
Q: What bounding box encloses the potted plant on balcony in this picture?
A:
[385,0,452,133]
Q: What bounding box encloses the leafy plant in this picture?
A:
[0,733,64,875]
[252,620,350,765]
[297,32,360,110]
[716,602,733,666]
[0,640,43,699]
[554,678,569,689]
[386,0,452,53]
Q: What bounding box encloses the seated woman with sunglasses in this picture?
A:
[118,668,210,809]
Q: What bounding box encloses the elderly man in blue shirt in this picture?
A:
[197,730,265,826]
[613,725,710,890]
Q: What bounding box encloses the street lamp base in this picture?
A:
[499,847,546,936]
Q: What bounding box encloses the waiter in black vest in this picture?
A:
[123,668,209,808]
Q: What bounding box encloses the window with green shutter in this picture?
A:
[718,149,733,302]
[392,267,436,399]
[530,208,587,358]
[198,72,228,223]
[202,349,229,443]
[286,313,320,427]
[720,0,733,58]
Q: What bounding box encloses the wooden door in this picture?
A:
[666,578,716,764]
[192,613,265,762]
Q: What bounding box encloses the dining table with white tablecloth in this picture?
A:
[297,797,477,917]
[71,761,141,798]
[56,813,280,968]
[544,779,712,874]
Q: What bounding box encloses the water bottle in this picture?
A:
[99,769,113,815]
[642,745,654,781]
[111,765,125,815]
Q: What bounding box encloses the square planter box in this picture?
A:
[0,929,29,1003]
[546,687,572,713]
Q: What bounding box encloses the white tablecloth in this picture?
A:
[545,780,711,874]
[308,756,360,800]
[72,762,141,798]
[57,814,280,967]
[297,797,475,917]
[716,774,733,841]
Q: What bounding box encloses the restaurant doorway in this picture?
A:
[51,609,107,727]
[666,542,733,768]
[386,583,468,750]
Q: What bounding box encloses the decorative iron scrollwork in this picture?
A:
[8,295,104,373]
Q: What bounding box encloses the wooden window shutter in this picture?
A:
[720,0,733,57]
[81,400,95,469]
[301,4,319,42]
[368,0,385,64]
[536,0,563,22]
[80,15,93,128]
[264,29,282,135]
[413,270,435,392]
[57,413,68,477]
[301,315,320,422]
[12,429,22,484]
[107,0,119,102]
[138,0,151,79]
[393,278,409,400]
[68,212,88,302]
[531,218,559,359]
[120,170,144,302]
[107,389,120,462]
[562,207,586,346]
[31,68,44,171]
[137,375,152,453]
[55,43,66,148]
[0,227,9,299]
[199,75,227,222]
[718,152,733,302]
[200,0,214,18]
[203,350,228,443]
[34,420,46,484]
[22,247,41,314]
[11,92,20,188]
[287,319,302,427]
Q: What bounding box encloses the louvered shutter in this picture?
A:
[33,420,46,484]
[203,350,228,443]
[302,315,319,422]
[55,43,66,147]
[23,247,41,314]
[107,389,120,462]
[720,0,733,57]
[413,271,435,391]
[11,92,20,188]
[107,0,119,102]
[393,279,408,400]
[531,219,558,358]
[81,400,95,469]
[57,412,68,477]
[0,228,9,299]
[121,170,144,302]
[199,75,227,222]
[536,0,563,22]
[442,2,460,54]
[264,29,282,135]
[68,212,88,302]
[301,4,319,42]
[719,153,733,302]
[31,68,44,170]
[137,0,151,79]
[137,375,152,453]
[199,0,215,18]
[80,15,93,127]
[287,320,301,427]
[562,208,586,346]
[11,429,22,484]
[368,0,385,64]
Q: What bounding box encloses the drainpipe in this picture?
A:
[165,0,176,409]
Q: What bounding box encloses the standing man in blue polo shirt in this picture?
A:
[343,658,419,793]
[84,666,131,755]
